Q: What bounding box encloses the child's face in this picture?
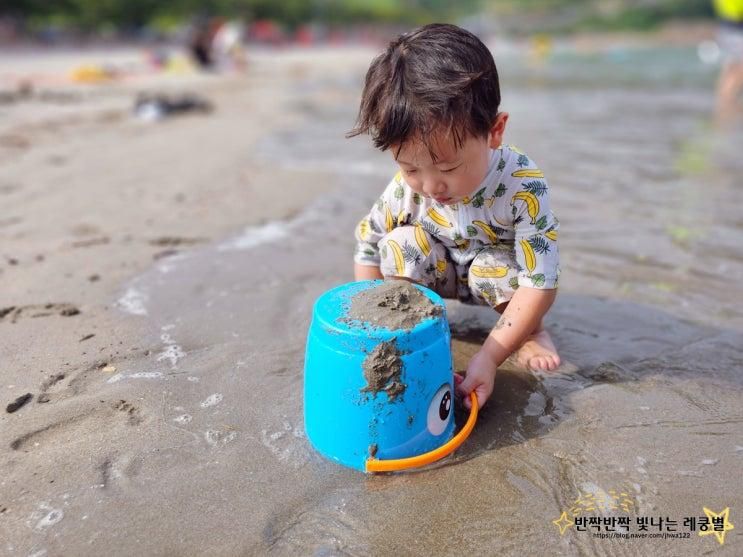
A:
[392,113,508,205]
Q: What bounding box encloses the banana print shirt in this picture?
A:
[354,145,560,289]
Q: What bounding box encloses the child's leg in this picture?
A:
[717,60,743,119]
[378,225,456,298]
[466,244,520,309]
[468,245,560,372]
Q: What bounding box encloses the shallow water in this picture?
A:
[10,46,743,555]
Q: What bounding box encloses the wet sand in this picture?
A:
[345,281,443,331]
[2,43,743,555]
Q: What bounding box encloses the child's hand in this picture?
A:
[455,349,498,410]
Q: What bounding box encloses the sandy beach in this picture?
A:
[1,40,743,555]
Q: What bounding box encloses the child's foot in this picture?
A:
[515,328,561,372]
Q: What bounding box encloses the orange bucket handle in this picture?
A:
[365,391,478,473]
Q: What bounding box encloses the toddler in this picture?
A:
[349,24,561,410]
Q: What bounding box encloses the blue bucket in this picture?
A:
[304,280,454,472]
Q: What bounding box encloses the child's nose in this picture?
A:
[423,180,446,196]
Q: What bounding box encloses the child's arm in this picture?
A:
[455,149,561,408]
[456,285,556,409]
[353,174,407,276]
[354,263,383,280]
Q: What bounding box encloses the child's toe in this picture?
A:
[530,356,547,371]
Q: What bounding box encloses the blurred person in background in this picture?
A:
[188,16,215,68]
[188,17,246,72]
[714,0,743,119]
[212,19,247,71]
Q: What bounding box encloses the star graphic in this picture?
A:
[699,507,734,545]
[553,511,574,536]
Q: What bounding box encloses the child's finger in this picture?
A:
[456,376,474,401]
[461,394,471,410]
[472,387,487,410]
[475,393,483,410]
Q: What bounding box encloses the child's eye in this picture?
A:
[442,165,461,173]
[404,169,417,175]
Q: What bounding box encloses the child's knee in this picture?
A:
[379,225,442,282]
[467,246,520,308]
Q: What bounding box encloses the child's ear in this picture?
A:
[487,112,509,149]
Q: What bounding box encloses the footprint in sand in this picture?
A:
[200,393,223,408]
[204,428,237,447]
[70,237,110,248]
[10,400,144,451]
[262,490,363,555]
[27,503,64,532]
[149,236,208,247]
[0,303,80,323]
[260,420,313,468]
[114,400,143,425]
[39,359,133,403]
[95,453,145,489]
[36,372,67,403]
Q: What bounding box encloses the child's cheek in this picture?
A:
[407,177,423,192]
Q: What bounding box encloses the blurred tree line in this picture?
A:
[0,0,716,33]
[1,0,482,32]
[491,0,714,31]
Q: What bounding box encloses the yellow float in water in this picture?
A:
[69,64,115,83]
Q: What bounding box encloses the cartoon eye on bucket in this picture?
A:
[366,387,478,473]
[427,383,452,436]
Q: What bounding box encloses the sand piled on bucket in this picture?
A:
[350,281,442,402]
[345,280,442,331]
[361,340,406,402]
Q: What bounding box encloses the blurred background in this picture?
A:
[0,0,737,125]
[0,0,722,44]
[0,0,737,126]
[2,0,743,359]
[1,0,741,322]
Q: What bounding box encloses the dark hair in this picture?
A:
[347,23,501,159]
